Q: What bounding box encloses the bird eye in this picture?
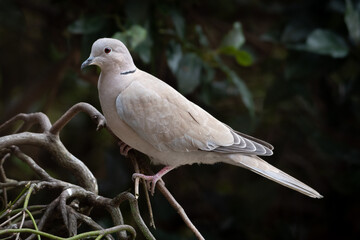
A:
[104,47,111,54]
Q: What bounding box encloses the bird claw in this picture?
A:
[118,141,132,156]
[132,173,163,195]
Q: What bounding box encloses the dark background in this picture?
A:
[1,0,359,239]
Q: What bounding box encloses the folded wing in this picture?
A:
[116,72,272,156]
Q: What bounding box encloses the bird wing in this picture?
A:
[115,71,272,155]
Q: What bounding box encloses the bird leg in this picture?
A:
[132,166,174,195]
[118,140,132,156]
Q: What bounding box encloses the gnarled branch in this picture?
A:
[0,102,205,240]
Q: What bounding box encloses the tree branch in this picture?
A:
[0,112,51,134]
[0,132,97,193]
[50,102,106,135]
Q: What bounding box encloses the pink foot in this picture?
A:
[118,141,132,156]
[132,166,174,195]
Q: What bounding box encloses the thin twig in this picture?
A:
[157,182,205,240]
[9,205,46,216]
[23,185,35,209]
[134,155,204,239]
[130,155,140,199]
[0,211,23,227]
[129,153,155,228]
[26,198,60,240]
[13,184,35,240]
[105,206,127,240]
[143,180,156,229]
[67,206,78,237]
[0,153,10,210]
[15,211,26,240]
[70,211,114,240]
[4,186,29,216]
[24,209,41,240]
[59,188,73,229]
[0,180,40,189]
[12,147,53,181]
[112,192,156,240]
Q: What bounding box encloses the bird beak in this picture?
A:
[81,57,94,70]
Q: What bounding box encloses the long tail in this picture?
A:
[227,155,323,198]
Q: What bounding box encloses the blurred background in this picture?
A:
[1,0,359,239]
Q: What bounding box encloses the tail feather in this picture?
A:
[228,155,323,198]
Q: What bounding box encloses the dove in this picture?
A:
[81,38,322,198]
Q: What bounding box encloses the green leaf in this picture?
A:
[68,16,106,34]
[215,57,254,114]
[176,53,202,95]
[235,50,253,66]
[291,29,349,58]
[219,46,238,55]
[219,46,253,66]
[345,0,360,44]
[113,25,147,50]
[221,22,245,49]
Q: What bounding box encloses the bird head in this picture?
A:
[81,38,136,73]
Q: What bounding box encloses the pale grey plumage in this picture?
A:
[82,38,322,199]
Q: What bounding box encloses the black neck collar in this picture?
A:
[120,69,136,75]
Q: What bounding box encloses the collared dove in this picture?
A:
[81,38,322,198]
